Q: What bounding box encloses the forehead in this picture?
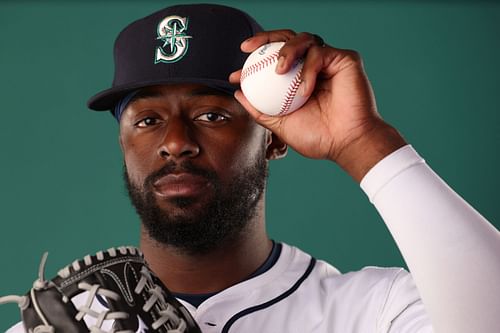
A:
[118,83,250,124]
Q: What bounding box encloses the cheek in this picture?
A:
[237,129,266,165]
[121,137,157,186]
[206,125,266,175]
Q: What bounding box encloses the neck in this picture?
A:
[139,205,272,294]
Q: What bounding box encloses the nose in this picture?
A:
[157,117,200,160]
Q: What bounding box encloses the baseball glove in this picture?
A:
[0,246,201,333]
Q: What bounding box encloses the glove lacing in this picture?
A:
[134,266,187,332]
[57,247,146,333]
[59,247,187,332]
[0,252,55,333]
[1,247,189,333]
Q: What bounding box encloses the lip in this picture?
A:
[152,173,210,198]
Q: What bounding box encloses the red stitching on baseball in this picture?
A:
[280,67,303,115]
[241,50,280,83]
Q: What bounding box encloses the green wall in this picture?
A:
[1,1,499,329]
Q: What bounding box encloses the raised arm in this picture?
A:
[231,30,500,333]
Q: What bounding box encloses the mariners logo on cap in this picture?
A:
[155,15,192,64]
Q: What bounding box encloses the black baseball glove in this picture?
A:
[0,246,201,332]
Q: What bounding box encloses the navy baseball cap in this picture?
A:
[87,4,263,111]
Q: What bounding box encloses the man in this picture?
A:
[6,3,500,332]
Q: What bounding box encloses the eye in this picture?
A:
[135,117,159,128]
[195,112,228,122]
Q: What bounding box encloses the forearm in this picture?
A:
[361,145,500,333]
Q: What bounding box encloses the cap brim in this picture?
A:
[87,78,239,111]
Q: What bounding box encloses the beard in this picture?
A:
[124,154,268,255]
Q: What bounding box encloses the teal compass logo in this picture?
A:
[155,15,192,64]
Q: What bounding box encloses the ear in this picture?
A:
[265,130,288,160]
[118,134,125,153]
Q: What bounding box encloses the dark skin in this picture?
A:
[119,84,286,293]
[231,30,406,181]
[120,30,406,294]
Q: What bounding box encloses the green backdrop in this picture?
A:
[1,0,499,329]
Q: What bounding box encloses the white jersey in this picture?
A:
[8,145,500,332]
[6,243,431,333]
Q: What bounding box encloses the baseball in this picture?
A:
[240,41,309,116]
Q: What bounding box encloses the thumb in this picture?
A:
[234,90,284,132]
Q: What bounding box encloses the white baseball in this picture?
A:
[240,42,309,116]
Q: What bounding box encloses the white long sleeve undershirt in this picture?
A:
[360,145,500,333]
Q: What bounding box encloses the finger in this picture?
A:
[241,29,296,53]
[234,89,266,121]
[231,30,299,84]
[233,30,297,82]
[229,69,242,84]
[276,32,326,74]
[299,45,330,97]
[311,34,326,47]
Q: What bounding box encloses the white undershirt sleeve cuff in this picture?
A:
[360,145,424,203]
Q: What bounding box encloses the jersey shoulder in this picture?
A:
[287,244,431,332]
[6,321,23,333]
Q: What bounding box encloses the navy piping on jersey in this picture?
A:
[221,256,317,333]
[96,294,108,308]
[174,241,282,308]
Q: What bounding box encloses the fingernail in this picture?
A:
[276,56,285,72]
[299,80,307,96]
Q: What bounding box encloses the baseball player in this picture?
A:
[4,3,500,332]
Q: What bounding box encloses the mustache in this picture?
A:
[143,160,217,188]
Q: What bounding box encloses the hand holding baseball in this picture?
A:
[231,30,406,181]
[240,41,309,116]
